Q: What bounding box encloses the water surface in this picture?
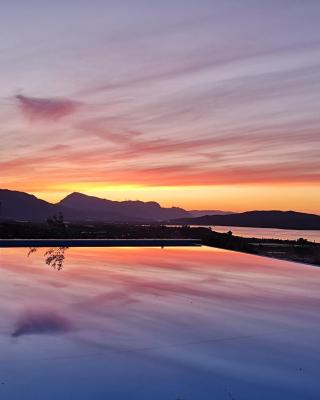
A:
[0,246,319,399]
[199,225,320,242]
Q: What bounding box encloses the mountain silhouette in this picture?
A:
[57,192,189,221]
[0,189,189,222]
[1,189,318,229]
[172,210,320,230]
[0,189,57,221]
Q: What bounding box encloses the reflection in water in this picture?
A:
[12,309,72,338]
[0,246,319,400]
[28,247,69,270]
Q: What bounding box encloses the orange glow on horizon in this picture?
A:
[1,2,320,221]
[6,183,319,214]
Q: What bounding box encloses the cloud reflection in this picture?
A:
[12,309,72,338]
[1,246,320,399]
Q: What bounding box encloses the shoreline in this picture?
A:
[0,238,319,268]
[204,243,320,268]
[1,221,319,267]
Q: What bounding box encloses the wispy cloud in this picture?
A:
[1,0,320,210]
[16,94,79,121]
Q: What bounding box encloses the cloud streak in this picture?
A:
[16,95,79,121]
[1,1,320,210]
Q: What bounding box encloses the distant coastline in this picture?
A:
[171,210,320,231]
[1,189,319,231]
[1,221,319,267]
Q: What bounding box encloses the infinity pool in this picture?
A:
[0,246,319,399]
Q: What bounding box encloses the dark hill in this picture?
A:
[0,189,189,222]
[171,210,320,230]
[0,189,57,221]
[58,192,189,221]
[2,189,318,229]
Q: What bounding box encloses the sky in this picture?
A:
[0,0,320,212]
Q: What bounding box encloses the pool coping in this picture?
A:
[0,239,202,248]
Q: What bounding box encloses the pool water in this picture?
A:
[0,246,319,399]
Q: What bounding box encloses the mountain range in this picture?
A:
[0,189,190,222]
[0,189,319,230]
[172,211,320,230]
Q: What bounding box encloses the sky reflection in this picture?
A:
[0,246,319,399]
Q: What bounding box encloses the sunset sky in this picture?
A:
[1,0,319,212]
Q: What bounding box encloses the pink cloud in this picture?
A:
[16,94,79,121]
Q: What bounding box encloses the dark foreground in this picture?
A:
[1,220,319,266]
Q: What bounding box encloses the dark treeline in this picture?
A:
[1,218,320,266]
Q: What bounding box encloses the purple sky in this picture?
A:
[1,0,320,211]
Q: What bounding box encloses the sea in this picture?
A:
[203,225,320,243]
